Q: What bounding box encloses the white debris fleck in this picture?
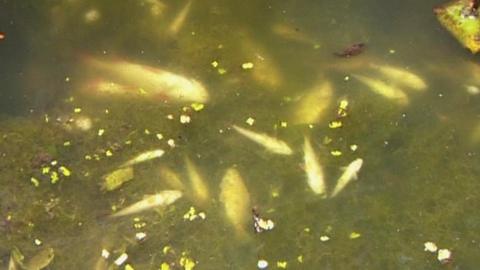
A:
[34,239,42,246]
[466,85,480,95]
[167,139,175,148]
[135,232,147,241]
[167,114,174,120]
[424,242,438,253]
[257,259,268,269]
[98,129,105,136]
[180,114,191,124]
[246,117,255,126]
[241,62,254,70]
[84,9,100,23]
[114,253,128,266]
[156,133,164,140]
[437,249,452,264]
[350,144,358,151]
[320,235,330,242]
[101,249,110,259]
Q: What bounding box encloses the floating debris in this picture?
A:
[183,206,206,221]
[277,261,287,269]
[437,249,452,264]
[320,235,330,242]
[120,149,165,167]
[191,103,204,111]
[180,115,191,124]
[135,232,147,242]
[257,259,268,269]
[179,253,196,270]
[241,62,254,70]
[101,167,134,191]
[252,207,275,233]
[424,242,438,253]
[110,190,182,218]
[98,129,105,136]
[114,253,128,266]
[328,120,342,129]
[349,232,361,239]
[246,117,255,126]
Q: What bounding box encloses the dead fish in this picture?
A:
[334,43,366,57]
[271,23,318,46]
[352,74,409,105]
[232,125,293,155]
[110,190,182,218]
[303,136,327,197]
[184,156,209,204]
[331,158,363,197]
[120,149,165,168]
[158,165,186,191]
[82,56,209,103]
[291,80,333,125]
[168,0,193,35]
[219,168,251,237]
[369,63,427,91]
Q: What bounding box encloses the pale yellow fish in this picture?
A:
[158,165,186,191]
[331,158,363,198]
[8,254,18,270]
[83,56,209,103]
[370,63,427,91]
[24,247,55,270]
[219,168,251,236]
[291,81,333,124]
[120,149,165,168]
[303,136,327,197]
[110,190,182,218]
[240,34,283,89]
[184,156,209,204]
[233,125,293,155]
[353,74,409,105]
[167,0,193,35]
[272,23,318,46]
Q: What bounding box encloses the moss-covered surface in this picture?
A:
[2,0,480,269]
[435,0,480,53]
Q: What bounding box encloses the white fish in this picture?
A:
[303,136,327,197]
[120,149,165,168]
[232,125,293,155]
[353,74,409,105]
[370,63,427,91]
[292,81,333,124]
[184,156,209,204]
[219,168,251,236]
[110,190,182,218]
[330,158,363,197]
[83,56,209,103]
[168,0,193,35]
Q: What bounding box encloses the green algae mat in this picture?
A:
[434,0,480,53]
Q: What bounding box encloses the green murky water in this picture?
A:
[1,0,480,269]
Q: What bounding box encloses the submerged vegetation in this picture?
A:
[1,0,480,269]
